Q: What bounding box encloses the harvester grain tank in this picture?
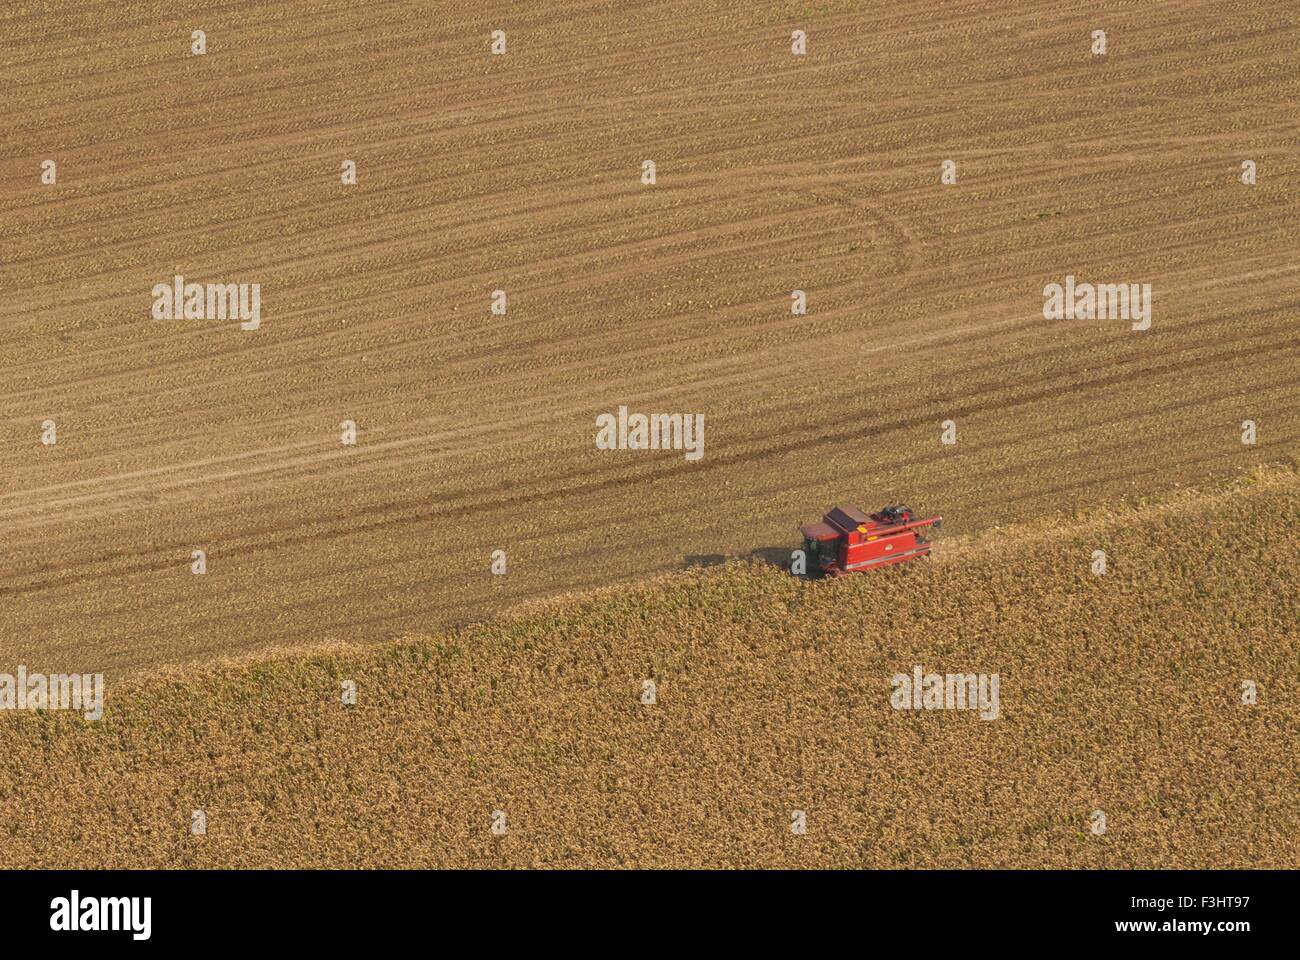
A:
[799,505,942,576]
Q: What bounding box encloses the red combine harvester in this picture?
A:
[799,505,942,576]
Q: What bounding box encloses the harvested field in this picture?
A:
[2,1,1298,677]
[0,467,1295,868]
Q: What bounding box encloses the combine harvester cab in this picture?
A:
[799,505,942,577]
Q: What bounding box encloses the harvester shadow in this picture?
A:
[680,546,793,572]
[680,554,726,569]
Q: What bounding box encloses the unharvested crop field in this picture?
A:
[0,1,1297,868]
[0,468,1295,868]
